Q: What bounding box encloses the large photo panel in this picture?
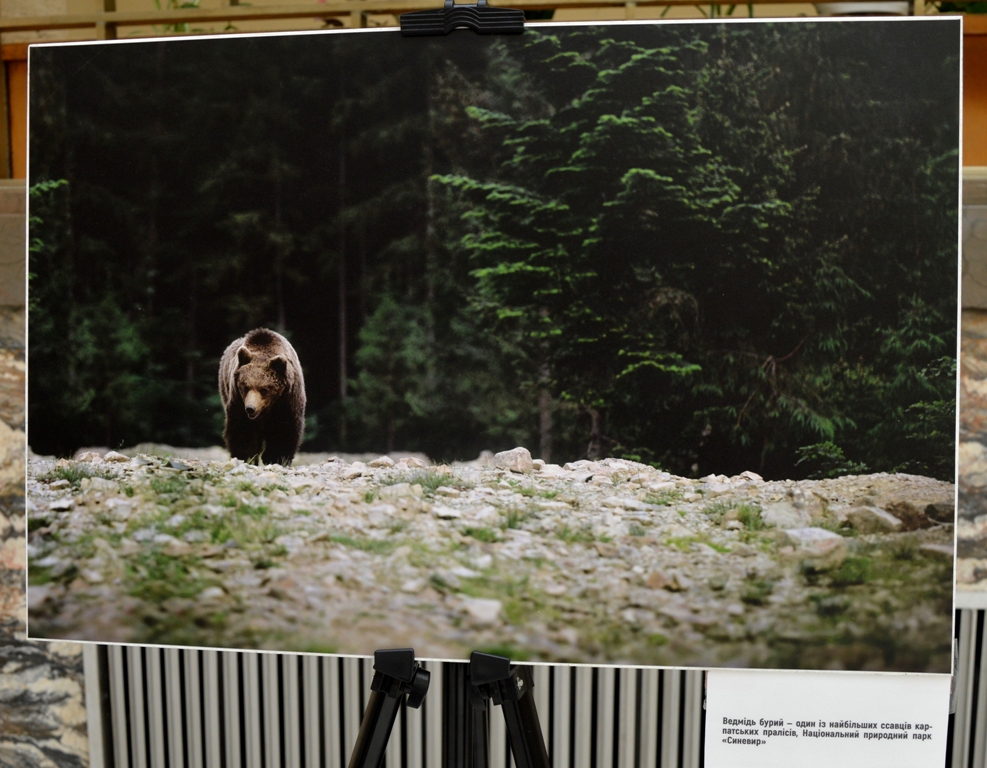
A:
[26,18,960,672]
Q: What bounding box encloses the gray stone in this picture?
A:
[104,451,129,463]
[761,502,811,530]
[924,502,955,524]
[368,455,395,468]
[846,506,904,534]
[776,527,848,571]
[378,483,423,500]
[884,500,934,531]
[432,505,461,519]
[495,447,534,474]
[919,543,953,560]
[461,597,502,626]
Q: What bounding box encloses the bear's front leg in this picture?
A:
[224,413,264,463]
[261,407,303,466]
[262,432,298,467]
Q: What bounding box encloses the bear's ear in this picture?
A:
[268,355,288,379]
[237,346,253,367]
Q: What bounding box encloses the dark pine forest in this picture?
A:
[28,22,960,481]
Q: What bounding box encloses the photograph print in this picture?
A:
[26,18,960,673]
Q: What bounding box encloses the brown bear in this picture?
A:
[218,328,306,466]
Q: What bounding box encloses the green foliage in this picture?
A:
[27,25,958,481]
[796,442,869,480]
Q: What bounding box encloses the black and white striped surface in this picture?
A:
[84,610,987,768]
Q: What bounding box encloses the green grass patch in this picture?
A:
[28,565,54,586]
[475,644,530,661]
[459,575,553,625]
[645,489,684,506]
[28,516,48,533]
[125,550,210,603]
[208,515,284,547]
[646,633,669,647]
[328,534,396,555]
[667,536,698,551]
[464,526,501,543]
[234,481,260,496]
[382,469,474,496]
[741,576,774,606]
[238,503,269,519]
[557,525,595,544]
[628,523,646,537]
[149,474,190,496]
[888,539,919,561]
[736,504,764,531]
[502,507,533,530]
[829,556,873,587]
[39,464,115,488]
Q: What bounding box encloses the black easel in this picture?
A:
[465,652,551,768]
[350,649,551,768]
[348,649,431,768]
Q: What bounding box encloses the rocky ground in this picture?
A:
[27,444,954,672]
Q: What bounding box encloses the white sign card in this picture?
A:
[705,668,951,767]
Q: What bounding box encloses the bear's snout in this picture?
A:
[243,390,263,419]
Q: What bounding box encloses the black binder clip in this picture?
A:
[400,0,525,36]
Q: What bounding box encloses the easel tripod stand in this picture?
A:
[348,649,551,768]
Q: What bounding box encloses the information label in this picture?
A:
[704,669,950,768]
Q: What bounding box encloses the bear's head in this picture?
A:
[234,346,289,420]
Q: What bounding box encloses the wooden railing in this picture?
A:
[0,0,931,38]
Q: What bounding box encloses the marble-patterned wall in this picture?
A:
[0,182,89,767]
